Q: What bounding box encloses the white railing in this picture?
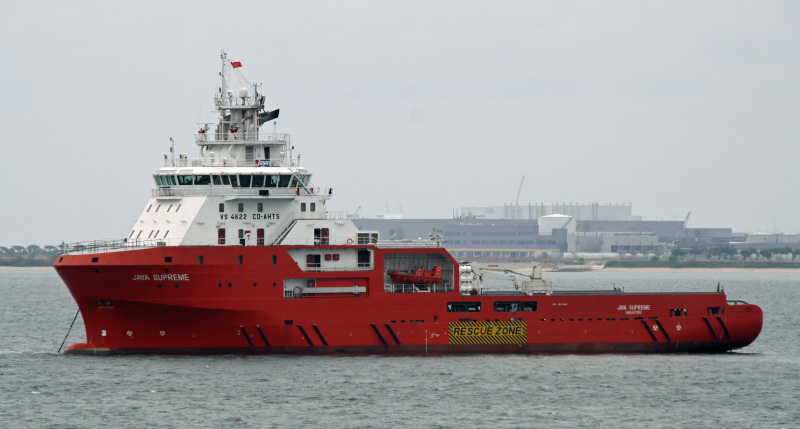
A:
[280,237,364,246]
[151,187,332,198]
[163,157,296,168]
[376,240,445,248]
[326,211,354,220]
[301,265,374,272]
[59,238,182,255]
[60,237,444,255]
[384,283,454,293]
[194,132,291,144]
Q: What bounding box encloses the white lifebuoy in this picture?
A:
[346,238,354,244]
[652,325,659,331]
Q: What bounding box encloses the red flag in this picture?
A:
[231,61,242,68]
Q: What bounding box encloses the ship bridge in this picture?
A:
[126,51,338,249]
[60,51,378,254]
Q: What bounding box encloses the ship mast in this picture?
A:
[218,50,231,108]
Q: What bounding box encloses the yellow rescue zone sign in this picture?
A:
[449,321,527,345]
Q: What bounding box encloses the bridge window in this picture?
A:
[252,175,265,187]
[239,175,252,187]
[447,302,481,312]
[178,175,193,185]
[195,175,211,185]
[212,175,222,185]
[279,175,291,187]
[266,175,278,187]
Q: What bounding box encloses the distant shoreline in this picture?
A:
[0,266,52,271]
[594,267,800,274]
[4,265,795,274]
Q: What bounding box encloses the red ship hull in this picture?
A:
[54,245,763,355]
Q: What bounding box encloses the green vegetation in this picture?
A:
[671,248,687,258]
[603,245,800,269]
[605,259,800,269]
[0,245,60,267]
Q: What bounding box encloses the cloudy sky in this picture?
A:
[1,1,799,246]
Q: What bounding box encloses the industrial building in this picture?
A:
[458,202,639,221]
[353,202,737,260]
[731,233,800,250]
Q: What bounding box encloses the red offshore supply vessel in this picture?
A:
[55,53,762,355]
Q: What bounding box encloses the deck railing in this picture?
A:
[60,237,444,255]
[195,132,291,144]
[151,187,332,198]
[376,240,445,248]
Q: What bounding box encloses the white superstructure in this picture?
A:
[127,52,358,248]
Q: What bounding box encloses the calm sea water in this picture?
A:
[1,270,798,428]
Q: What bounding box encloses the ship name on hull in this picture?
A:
[132,274,190,281]
[617,304,651,315]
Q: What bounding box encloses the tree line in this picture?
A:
[667,246,800,262]
[0,245,61,266]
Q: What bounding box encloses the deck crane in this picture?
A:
[458,262,552,296]
[514,175,525,218]
[516,175,525,205]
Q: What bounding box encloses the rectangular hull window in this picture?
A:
[448,302,482,312]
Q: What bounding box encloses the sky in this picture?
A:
[1,1,799,246]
